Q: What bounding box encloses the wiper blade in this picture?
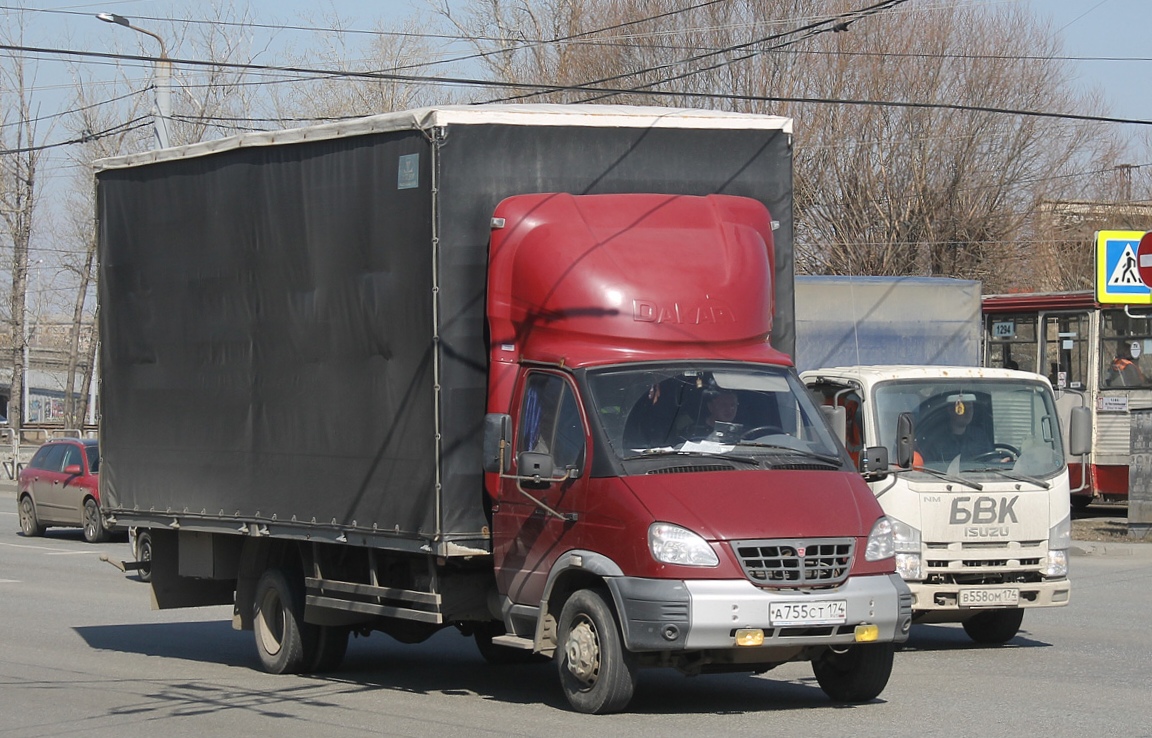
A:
[968,467,1051,489]
[892,465,983,491]
[737,443,843,466]
[623,449,761,465]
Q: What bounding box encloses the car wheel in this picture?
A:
[962,608,1024,644]
[556,588,638,714]
[18,495,46,537]
[136,531,153,583]
[812,642,895,702]
[83,498,108,543]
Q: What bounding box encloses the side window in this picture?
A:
[61,444,81,470]
[86,446,100,474]
[518,373,585,470]
[32,444,68,473]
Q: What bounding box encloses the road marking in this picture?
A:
[0,541,93,554]
[0,579,19,584]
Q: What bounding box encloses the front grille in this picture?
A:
[731,538,854,587]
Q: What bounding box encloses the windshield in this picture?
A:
[873,379,1064,478]
[586,363,843,462]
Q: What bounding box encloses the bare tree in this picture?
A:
[265,10,449,122]
[0,11,56,432]
[443,0,1135,292]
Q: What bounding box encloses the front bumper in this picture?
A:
[906,578,1070,614]
[608,573,912,652]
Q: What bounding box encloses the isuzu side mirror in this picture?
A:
[821,405,847,446]
[860,446,889,478]
[1068,406,1092,457]
[895,412,915,469]
[482,413,512,473]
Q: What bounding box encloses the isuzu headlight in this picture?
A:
[889,517,923,581]
[1046,517,1070,577]
[864,517,895,561]
[648,523,719,567]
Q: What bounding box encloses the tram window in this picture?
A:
[1043,313,1089,390]
[986,314,1038,374]
[1101,310,1152,389]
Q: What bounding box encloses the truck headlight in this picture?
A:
[1045,549,1068,578]
[864,517,895,561]
[648,523,719,567]
[889,517,922,580]
[1046,517,1069,577]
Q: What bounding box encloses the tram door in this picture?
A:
[1042,312,1091,392]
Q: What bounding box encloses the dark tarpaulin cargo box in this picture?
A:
[95,104,794,556]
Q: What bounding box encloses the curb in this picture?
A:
[1071,540,1152,559]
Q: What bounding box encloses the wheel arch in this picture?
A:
[535,550,626,653]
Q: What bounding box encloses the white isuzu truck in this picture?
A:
[796,276,1091,643]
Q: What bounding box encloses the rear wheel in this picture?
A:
[812,642,895,702]
[962,608,1024,644]
[556,589,637,714]
[307,625,350,673]
[253,569,312,674]
[82,498,108,543]
[18,495,46,537]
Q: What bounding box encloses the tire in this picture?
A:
[253,569,312,674]
[812,642,895,703]
[83,498,108,543]
[18,495,46,537]
[556,589,637,714]
[307,625,350,673]
[473,622,548,665]
[962,608,1024,644]
[136,531,153,583]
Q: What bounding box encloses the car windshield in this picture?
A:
[873,378,1064,478]
[586,363,843,462]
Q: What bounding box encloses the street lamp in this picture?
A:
[97,12,171,149]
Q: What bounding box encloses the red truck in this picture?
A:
[97,105,911,714]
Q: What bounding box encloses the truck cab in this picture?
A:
[483,193,911,711]
[803,365,1087,644]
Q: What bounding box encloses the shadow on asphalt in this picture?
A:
[73,622,891,714]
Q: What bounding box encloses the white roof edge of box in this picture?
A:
[93,104,793,171]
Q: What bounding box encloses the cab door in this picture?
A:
[491,370,588,607]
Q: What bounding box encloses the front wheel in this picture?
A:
[253,569,312,674]
[962,608,1024,644]
[556,589,637,714]
[18,495,46,537]
[812,642,895,702]
[83,498,108,543]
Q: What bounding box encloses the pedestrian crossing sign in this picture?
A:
[1097,230,1152,304]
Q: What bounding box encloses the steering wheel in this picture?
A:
[740,425,783,441]
[972,443,1020,464]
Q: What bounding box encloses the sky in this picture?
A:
[5,0,1151,145]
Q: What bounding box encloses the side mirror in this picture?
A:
[482,413,512,473]
[517,451,555,481]
[860,446,889,476]
[821,405,847,446]
[895,412,915,469]
[64,464,83,476]
[1068,406,1092,457]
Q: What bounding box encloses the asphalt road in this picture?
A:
[2,488,1151,737]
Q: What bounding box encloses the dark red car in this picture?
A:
[17,438,108,542]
